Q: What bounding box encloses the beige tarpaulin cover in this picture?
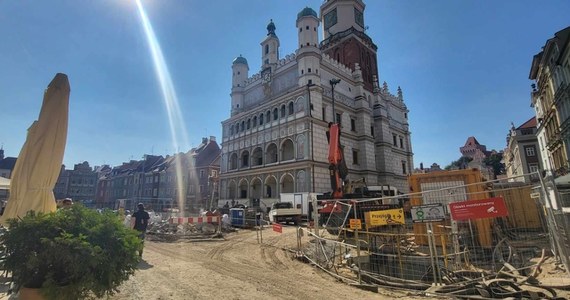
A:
[0,73,69,224]
[0,177,9,190]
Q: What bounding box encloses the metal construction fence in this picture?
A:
[290,173,570,299]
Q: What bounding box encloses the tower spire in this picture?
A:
[267,19,276,36]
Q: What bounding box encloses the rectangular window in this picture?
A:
[352,149,359,165]
[189,185,194,194]
[200,170,205,178]
[199,185,204,193]
[153,188,158,197]
[350,118,356,131]
[322,107,326,121]
[393,134,397,146]
[371,126,374,137]
[525,146,536,157]
[529,163,539,180]
[399,137,404,149]
[529,163,539,173]
[212,170,217,177]
[335,113,341,125]
[402,161,407,175]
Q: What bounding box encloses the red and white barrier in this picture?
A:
[168,216,220,224]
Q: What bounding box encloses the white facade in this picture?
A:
[220,1,413,201]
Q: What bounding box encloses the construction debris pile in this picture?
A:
[298,234,570,299]
[145,220,223,242]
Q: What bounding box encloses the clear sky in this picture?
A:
[1,1,569,169]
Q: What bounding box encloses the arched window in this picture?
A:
[246,119,251,130]
[259,113,264,125]
[266,111,271,123]
[230,125,234,135]
[273,108,278,120]
[253,116,257,127]
[241,150,250,167]
[280,105,286,118]
[241,121,245,132]
[265,44,269,54]
[288,102,294,115]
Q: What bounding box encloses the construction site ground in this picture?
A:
[105,226,426,300]
[1,224,568,299]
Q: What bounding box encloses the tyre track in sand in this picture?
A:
[147,232,318,299]
[106,228,400,300]
[260,236,289,270]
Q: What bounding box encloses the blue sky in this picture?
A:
[0,0,569,169]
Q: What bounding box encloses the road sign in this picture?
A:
[449,197,508,221]
[349,218,362,230]
[366,208,405,226]
[272,223,282,233]
[411,203,445,223]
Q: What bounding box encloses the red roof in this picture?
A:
[517,116,537,129]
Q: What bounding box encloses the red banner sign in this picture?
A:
[449,197,508,221]
[272,223,282,233]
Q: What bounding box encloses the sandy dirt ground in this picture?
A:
[1,225,568,299]
[105,226,424,300]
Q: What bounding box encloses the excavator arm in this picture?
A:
[327,123,348,199]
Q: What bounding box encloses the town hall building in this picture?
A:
[219,0,413,202]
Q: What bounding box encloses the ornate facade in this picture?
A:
[530,26,570,177]
[220,0,413,202]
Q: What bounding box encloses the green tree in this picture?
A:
[445,156,473,170]
[484,152,505,175]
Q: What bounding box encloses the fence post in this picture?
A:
[356,228,362,284]
[426,223,438,285]
[397,232,403,278]
[538,173,563,260]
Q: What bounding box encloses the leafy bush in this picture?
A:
[0,204,142,299]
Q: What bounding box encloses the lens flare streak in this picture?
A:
[136,0,190,214]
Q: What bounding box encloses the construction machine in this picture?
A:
[317,122,405,234]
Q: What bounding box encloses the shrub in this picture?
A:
[0,204,142,299]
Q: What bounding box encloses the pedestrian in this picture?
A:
[61,198,73,209]
[131,203,150,257]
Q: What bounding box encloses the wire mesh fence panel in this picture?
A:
[295,171,570,298]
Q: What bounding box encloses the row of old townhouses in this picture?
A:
[40,137,221,212]
[94,137,221,212]
[219,0,414,204]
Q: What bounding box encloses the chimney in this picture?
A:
[209,136,216,142]
[202,137,208,144]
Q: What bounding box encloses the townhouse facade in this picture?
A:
[530,26,570,178]
[94,137,221,212]
[504,117,542,183]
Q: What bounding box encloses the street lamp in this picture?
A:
[330,78,341,123]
